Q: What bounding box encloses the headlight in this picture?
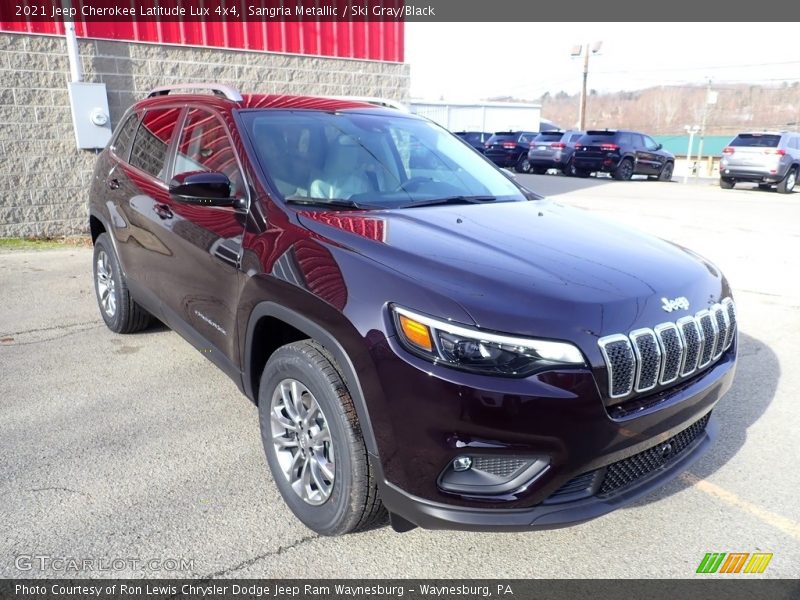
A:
[391,305,585,377]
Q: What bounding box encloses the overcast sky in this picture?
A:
[405,23,800,101]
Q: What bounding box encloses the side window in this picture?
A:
[643,135,659,151]
[570,134,582,143]
[174,108,245,198]
[788,137,799,150]
[519,133,532,144]
[111,113,139,161]
[618,133,632,147]
[129,108,180,180]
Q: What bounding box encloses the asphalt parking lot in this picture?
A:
[1,175,799,579]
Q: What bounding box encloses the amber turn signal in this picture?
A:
[398,314,433,352]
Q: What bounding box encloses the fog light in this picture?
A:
[453,456,472,472]
[438,455,550,496]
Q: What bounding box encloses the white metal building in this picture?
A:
[410,100,543,133]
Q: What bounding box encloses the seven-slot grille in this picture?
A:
[598,298,736,399]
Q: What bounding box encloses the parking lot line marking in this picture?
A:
[681,472,800,541]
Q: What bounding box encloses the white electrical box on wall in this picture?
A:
[68,82,112,150]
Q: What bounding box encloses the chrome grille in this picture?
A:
[722,298,736,350]
[677,316,701,376]
[598,298,736,400]
[655,323,683,384]
[598,335,635,398]
[631,329,660,392]
[696,310,717,368]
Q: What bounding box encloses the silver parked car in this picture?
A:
[719,131,800,193]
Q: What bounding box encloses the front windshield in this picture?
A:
[241,109,528,209]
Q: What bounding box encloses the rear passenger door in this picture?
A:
[157,106,250,373]
[114,106,183,301]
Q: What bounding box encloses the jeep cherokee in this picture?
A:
[88,84,737,535]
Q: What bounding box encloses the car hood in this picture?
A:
[297,200,727,345]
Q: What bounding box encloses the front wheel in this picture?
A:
[719,177,735,189]
[658,162,674,182]
[258,341,386,536]
[515,156,531,173]
[777,167,797,194]
[613,158,634,181]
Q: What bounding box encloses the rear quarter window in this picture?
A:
[110,113,139,161]
[129,107,181,180]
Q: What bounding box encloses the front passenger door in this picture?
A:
[641,134,665,175]
[158,107,250,373]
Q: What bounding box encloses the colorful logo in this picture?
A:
[696,552,773,574]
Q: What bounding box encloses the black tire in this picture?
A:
[776,167,797,194]
[515,156,531,173]
[258,340,386,536]
[719,177,735,190]
[92,233,151,334]
[562,158,577,176]
[613,158,634,181]
[658,162,674,182]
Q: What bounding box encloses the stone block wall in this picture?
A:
[0,32,410,237]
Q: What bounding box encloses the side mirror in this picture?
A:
[169,171,236,207]
[656,143,663,150]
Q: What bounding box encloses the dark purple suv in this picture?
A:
[88,84,737,535]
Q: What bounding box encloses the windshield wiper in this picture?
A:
[285,197,375,210]
[397,195,498,208]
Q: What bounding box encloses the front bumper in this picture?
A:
[370,335,736,531]
[379,414,717,531]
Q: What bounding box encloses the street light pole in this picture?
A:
[571,42,602,130]
[579,47,590,130]
[684,125,699,184]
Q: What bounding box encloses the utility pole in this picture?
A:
[571,42,602,130]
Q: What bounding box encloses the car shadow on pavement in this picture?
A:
[516,172,619,196]
[630,331,779,506]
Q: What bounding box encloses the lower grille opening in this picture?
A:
[599,412,710,497]
[546,412,711,503]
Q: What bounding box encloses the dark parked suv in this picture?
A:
[572,129,675,180]
[453,131,492,153]
[89,84,737,535]
[483,131,538,172]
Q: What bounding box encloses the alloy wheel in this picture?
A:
[95,250,117,318]
[270,378,335,506]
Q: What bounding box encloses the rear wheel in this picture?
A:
[658,162,674,182]
[515,156,531,173]
[613,158,634,181]
[562,159,577,176]
[719,177,735,190]
[93,233,151,333]
[776,167,797,194]
[258,341,386,536]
